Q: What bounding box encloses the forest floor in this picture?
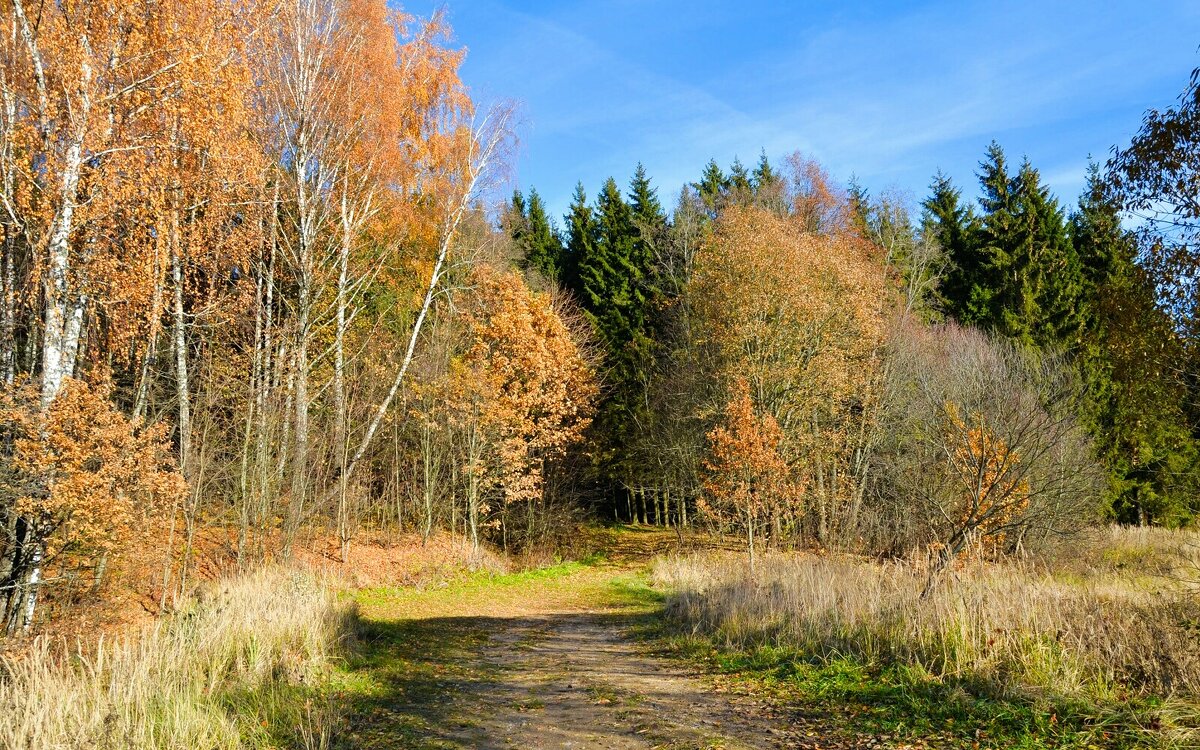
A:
[331,526,853,750]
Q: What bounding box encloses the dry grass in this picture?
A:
[0,568,353,750]
[654,527,1200,737]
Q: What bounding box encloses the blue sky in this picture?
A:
[402,1,1200,222]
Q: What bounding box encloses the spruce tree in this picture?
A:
[507,189,530,248]
[727,157,752,203]
[571,177,657,490]
[1017,159,1084,345]
[847,177,871,237]
[751,150,786,214]
[1072,164,1198,524]
[561,182,595,295]
[694,159,727,217]
[521,188,564,281]
[1073,162,1132,302]
[937,143,1084,346]
[628,164,667,278]
[751,150,778,192]
[923,171,981,323]
[973,142,1023,337]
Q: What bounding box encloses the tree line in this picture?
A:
[505,85,1200,562]
[3,0,1199,634]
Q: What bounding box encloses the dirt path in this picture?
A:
[336,537,803,750]
[438,612,785,749]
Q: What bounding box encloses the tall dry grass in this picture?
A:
[655,527,1200,726]
[0,568,353,750]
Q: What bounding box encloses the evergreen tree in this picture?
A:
[1072,164,1198,524]
[628,163,667,277]
[923,171,981,322]
[751,150,786,215]
[561,182,595,294]
[751,150,778,192]
[694,159,727,217]
[570,176,661,491]
[727,157,752,203]
[520,188,564,281]
[973,142,1023,337]
[1073,162,1132,302]
[1018,160,1084,345]
[507,189,530,248]
[847,176,871,237]
[936,143,1084,346]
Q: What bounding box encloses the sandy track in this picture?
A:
[426,612,785,749]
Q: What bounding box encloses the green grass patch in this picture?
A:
[649,632,1183,749]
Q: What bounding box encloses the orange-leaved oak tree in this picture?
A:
[449,266,597,553]
[0,378,184,633]
[700,378,797,569]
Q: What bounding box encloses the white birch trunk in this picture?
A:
[171,212,191,474]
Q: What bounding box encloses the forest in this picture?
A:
[0,1,1199,749]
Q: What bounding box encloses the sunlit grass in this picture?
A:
[0,568,352,750]
[652,528,1200,749]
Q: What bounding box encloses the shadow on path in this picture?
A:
[335,606,785,750]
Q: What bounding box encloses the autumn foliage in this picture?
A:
[943,401,1032,552]
[0,0,543,633]
[701,379,796,565]
[690,206,889,545]
[0,379,185,630]
[449,266,597,550]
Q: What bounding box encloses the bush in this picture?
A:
[865,318,1103,569]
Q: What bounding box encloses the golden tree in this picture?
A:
[449,267,597,553]
[0,379,184,632]
[701,379,796,568]
[690,205,890,545]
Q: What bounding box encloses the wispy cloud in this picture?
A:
[415,0,1200,218]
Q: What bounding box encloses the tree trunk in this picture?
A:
[334,189,354,562]
[747,516,756,573]
[133,239,166,421]
[171,213,191,475]
[335,111,511,494]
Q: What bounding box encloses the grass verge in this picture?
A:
[650,541,1200,750]
[0,568,352,750]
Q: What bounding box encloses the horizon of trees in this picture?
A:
[506,119,1200,537]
